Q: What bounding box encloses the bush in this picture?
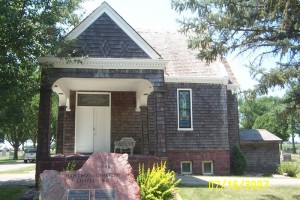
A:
[232,145,247,175]
[278,162,300,177]
[137,162,181,200]
[63,160,76,171]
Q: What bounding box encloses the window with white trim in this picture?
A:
[202,161,214,175]
[177,89,193,130]
[181,161,192,174]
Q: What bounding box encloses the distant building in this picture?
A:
[240,129,282,173]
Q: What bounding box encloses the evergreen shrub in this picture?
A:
[232,145,247,175]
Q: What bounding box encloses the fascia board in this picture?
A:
[38,57,168,70]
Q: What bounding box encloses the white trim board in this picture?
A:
[38,57,168,70]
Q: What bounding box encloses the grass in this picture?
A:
[178,186,300,200]
[177,153,300,199]
[0,158,21,163]
[282,143,300,153]
[0,186,28,199]
[0,151,25,162]
[0,165,35,174]
[0,154,35,174]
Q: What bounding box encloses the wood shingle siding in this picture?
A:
[241,143,281,173]
[165,83,230,151]
[70,13,150,58]
[111,92,142,154]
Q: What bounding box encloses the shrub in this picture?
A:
[137,162,181,200]
[232,145,247,175]
[277,162,300,177]
[64,160,77,171]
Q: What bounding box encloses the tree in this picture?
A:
[253,105,290,141]
[171,0,300,97]
[0,0,84,69]
[0,0,85,159]
[282,81,300,153]
[238,94,290,142]
[239,95,281,129]
[0,65,39,159]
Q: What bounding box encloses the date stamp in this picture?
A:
[208,179,269,190]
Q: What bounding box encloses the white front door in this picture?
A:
[76,93,111,153]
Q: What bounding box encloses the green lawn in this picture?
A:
[178,186,300,200]
[0,165,35,174]
[0,158,21,163]
[0,186,28,200]
[282,143,300,153]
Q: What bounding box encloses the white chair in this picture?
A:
[114,137,136,155]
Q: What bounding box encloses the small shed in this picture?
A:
[240,129,282,173]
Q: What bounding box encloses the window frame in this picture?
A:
[181,161,193,175]
[202,161,214,175]
[177,89,193,131]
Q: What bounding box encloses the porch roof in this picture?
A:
[54,78,153,112]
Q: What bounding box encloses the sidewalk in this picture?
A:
[177,175,300,187]
[1,171,299,187]
[0,172,35,186]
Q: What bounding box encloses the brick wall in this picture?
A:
[240,142,281,173]
[36,154,167,179]
[165,83,229,151]
[167,151,230,175]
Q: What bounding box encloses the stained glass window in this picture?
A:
[178,89,192,129]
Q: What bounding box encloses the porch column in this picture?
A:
[141,106,149,155]
[155,91,166,157]
[37,85,52,160]
[56,106,66,154]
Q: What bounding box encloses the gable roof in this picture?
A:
[67,1,161,59]
[136,28,238,87]
[40,2,238,89]
[240,129,282,142]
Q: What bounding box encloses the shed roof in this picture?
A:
[240,129,282,142]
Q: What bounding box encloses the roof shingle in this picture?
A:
[136,28,238,85]
[240,129,282,142]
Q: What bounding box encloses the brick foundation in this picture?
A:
[167,151,231,175]
[35,154,167,183]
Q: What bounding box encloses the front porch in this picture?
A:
[57,90,154,155]
[35,62,168,183]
